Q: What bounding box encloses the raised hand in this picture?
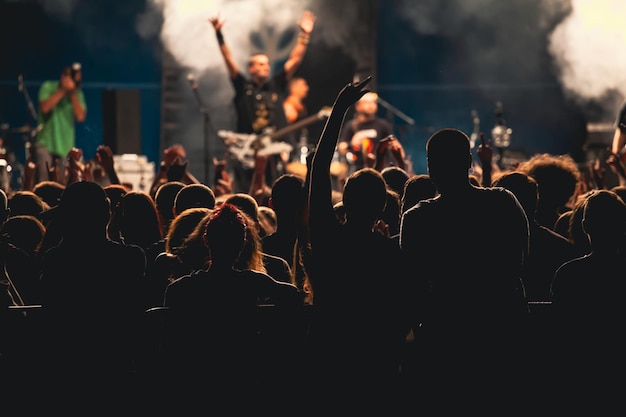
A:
[333,75,373,111]
[60,72,78,94]
[46,160,58,182]
[66,147,85,184]
[96,145,115,172]
[163,144,186,169]
[166,158,187,182]
[476,132,494,187]
[209,16,224,31]
[605,148,626,183]
[96,144,121,185]
[213,154,233,196]
[589,157,606,189]
[477,132,493,167]
[298,10,316,34]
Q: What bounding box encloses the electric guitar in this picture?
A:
[218,107,331,169]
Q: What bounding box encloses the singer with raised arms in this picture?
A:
[209,9,316,194]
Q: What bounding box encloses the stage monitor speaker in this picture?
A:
[102,89,141,155]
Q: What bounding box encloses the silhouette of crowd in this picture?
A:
[2,73,626,414]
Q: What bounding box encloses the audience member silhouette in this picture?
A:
[1,214,45,259]
[549,189,626,402]
[162,203,303,412]
[223,192,293,285]
[262,173,313,303]
[153,180,185,236]
[144,181,187,287]
[38,180,146,412]
[7,190,48,218]
[118,191,163,252]
[399,127,530,408]
[117,190,165,312]
[400,173,437,215]
[32,180,65,209]
[610,184,626,203]
[148,207,213,308]
[308,77,412,412]
[0,192,44,408]
[551,189,626,322]
[103,183,130,243]
[492,171,577,302]
[381,165,410,197]
[155,210,214,287]
[0,189,9,224]
[381,187,402,238]
[553,191,593,257]
[166,207,213,256]
[516,153,581,230]
[257,204,277,237]
[173,182,216,216]
[0,214,46,305]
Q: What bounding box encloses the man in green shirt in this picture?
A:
[35,63,87,184]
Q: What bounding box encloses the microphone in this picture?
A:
[187,73,198,90]
[18,74,23,92]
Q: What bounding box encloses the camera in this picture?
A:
[69,62,82,88]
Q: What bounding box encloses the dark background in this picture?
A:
[0,0,614,188]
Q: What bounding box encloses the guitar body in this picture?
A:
[218,130,293,169]
[218,107,331,169]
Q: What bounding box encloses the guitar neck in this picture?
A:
[269,108,330,141]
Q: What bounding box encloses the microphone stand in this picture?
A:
[376,95,415,126]
[187,75,211,184]
[18,74,43,160]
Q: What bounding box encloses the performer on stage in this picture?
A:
[337,91,398,176]
[209,10,316,194]
[35,63,86,185]
[609,99,626,186]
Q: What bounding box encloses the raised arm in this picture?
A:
[283,10,316,79]
[209,16,239,80]
[40,71,86,122]
[309,77,372,233]
[374,135,406,172]
[612,120,626,155]
[477,132,493,187]
[95,145,121,185]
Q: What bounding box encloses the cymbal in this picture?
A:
[286,162,307,178]
[286,161,348,178]
[330,161,348,178]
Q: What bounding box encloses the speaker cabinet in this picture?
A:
[102,89,141,155]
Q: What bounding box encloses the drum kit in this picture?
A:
[0,123,36,193]
[284,145,348,179]
[0,73,42,193]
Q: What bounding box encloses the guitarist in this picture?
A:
[283,76,310,125]
[209,10,316,194]
[337,91,395,178]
